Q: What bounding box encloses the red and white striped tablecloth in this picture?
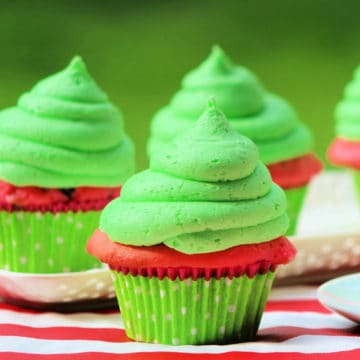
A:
[0,286,359,360]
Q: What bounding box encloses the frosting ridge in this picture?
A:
[0,56,135,187]
[148,46,313,164]
[101,99,288,254]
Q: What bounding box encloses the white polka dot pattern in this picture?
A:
[0,209,103,273]
[113,271,275,345]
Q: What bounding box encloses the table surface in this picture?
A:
[1,285,359,360]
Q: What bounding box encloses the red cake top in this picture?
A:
[87,229,296,270]
[327,137,360,170]
[0,180,120,213]
[268,153,323,189]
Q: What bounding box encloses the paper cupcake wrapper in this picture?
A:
[353,171,360,203]
[112,270,275,345]
[0,210,102,273]
[284,185,308,235]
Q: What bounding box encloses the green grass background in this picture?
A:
[0,0,359,170]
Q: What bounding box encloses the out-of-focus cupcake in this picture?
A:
[148,46,322,235]
[88,99,296,345]
[328,66,360,201]
[0,56,135,273]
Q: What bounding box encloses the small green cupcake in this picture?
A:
[328,65,360,201]
[0,56,135,273]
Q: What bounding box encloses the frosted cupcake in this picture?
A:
[148,46,322,234]
[0,56,135,273]
[328,66,360,201]
[88,99,296,345]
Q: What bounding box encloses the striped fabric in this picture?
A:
[0,286,359,359]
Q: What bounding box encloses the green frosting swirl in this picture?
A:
[0,56,135,187]
[148,46,312,164]
[101,99,289,254]
[334,66,360,140]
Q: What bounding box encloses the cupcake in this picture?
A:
[328,66,360,201]
[0,56,135,273]
[148,46,322,234]
[87,99,296,345]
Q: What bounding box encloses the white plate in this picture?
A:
[276,171,360,284]
[275,232,360,284]
[0,268,116,310]
[317,273,360,323]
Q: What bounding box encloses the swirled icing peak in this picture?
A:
[27,56,108,103]
[195,45,233,74]
[151,98,258,182]
[148,46,313,164]
[100,100,289,254]
[172,45,265,118]
[0,56,135,188]
[334,65,360,140]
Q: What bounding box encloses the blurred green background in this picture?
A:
[0,0,359,170]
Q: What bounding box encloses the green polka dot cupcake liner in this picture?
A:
[284,185,308,236]
[353,170,360,203]
[112,270,275,345]
[0,210,103,273]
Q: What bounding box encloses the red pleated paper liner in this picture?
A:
[110,260,277,281]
